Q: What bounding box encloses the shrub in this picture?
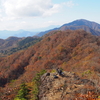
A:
[98,96,100,98]
[82,70,92,77]
[32,69,46,100]
[51,69,56,73]
[14,83,30,100]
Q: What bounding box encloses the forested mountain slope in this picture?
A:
[0,30,100,99]
[0,36,41,56]
[37,19,100,36]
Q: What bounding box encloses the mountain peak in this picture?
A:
[37,19,100,37]
[76,19,89,21]
[67,19,100,27]
[57,19,100,36]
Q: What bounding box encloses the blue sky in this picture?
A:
[0,0,100,31]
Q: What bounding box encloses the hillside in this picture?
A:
[0,36,41,56]
[59,25,100,36]
[0,37,22,50]
[63,19,100,31]
[0,30,100,99]
[37,19,100,36]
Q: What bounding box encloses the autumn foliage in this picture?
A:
[0,30,100,99]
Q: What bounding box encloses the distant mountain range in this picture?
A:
[0,19,100,39]
[0,25,60,39]
[37,19,100,36]
[1,19,100,56]
[0,30,38,39]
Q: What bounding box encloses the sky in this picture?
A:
[0,0,100,31]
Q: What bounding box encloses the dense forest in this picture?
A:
[0,30,100,99]
[0,37,41,56]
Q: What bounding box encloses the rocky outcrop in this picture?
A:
[39,71,99,100]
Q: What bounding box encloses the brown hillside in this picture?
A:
[0,37,22,50]
[0,30,100,99]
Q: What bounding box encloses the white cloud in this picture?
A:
[3,0,60,17]
[21,21,26,24]
[0,0,77,31]
[43,4,60,17]
[63,1,75,8]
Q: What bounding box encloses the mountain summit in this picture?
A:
[61,19,100,31]
[37,19,100,36]
[59,19,100,36]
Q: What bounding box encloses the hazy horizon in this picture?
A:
[0,0,100,38]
